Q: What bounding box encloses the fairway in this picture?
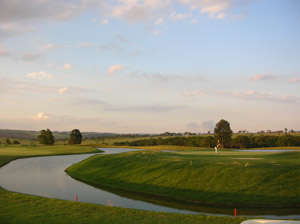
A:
[67,149,300,207]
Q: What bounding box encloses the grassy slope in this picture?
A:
[0,145,100,167]
[67,150,300,206]
[0,145,248,224]
[0,188,246,224]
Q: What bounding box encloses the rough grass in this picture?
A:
[0,145,248,224]
[67,150,300,206]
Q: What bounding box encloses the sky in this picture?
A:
[0,0,299,134]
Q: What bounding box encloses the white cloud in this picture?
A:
[108,65,124,74]
[190,19,198,24]
[0,47,10,57]
[32,112,49,121]
[21,52,41,62]
[131,71,205,83]
[216,12,227,19]
[115,34,130,43]
[1,77,100,95]
[170,12,191,20]
[248,74,275,81]
[230,13,247,21]
[0,0,251,41]
[152,30,161,35]
[154,17,164,25]
[101,19,109,25]
[63,63,72,70]
[130,51,141,56]
[183,89,300,105]
[0,0,102,23]
[178,0,247,20]
[0,77,58,94]
[0,48,41,61]
[201,120,215,132]
[290,78,300,83]
[40,43,58,51]
[186,122,200,132]
[110,104,185,112]
[26,71,54,80]
[1,23,16,31]
[78,42,93,47]
[186,120,215,133]
[0,22,34,38]
[111,0,171,23]
[200,1,231,16]
[58,87,69,94]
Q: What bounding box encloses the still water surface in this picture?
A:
[0,148,299,219]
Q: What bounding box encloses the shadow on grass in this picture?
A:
[67,174,300,217]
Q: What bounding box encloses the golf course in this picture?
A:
[0,145,250,224]
[66,148,300,207]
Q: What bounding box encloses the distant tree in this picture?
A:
[157,137,165,145]
[277,134,295,147]
[12,140,20,144]
[233,135,250,149]
[214,119,233,148]
[201,136,216,148]
[5,138,11,145]
[69,129,82,145]
[38,129,55,145]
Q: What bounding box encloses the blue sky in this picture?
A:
[0,0,299,133]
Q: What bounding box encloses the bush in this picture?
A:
[12,140,20,145]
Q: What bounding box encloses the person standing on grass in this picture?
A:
[215,145,218,154]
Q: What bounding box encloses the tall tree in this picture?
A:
[214,119,233,148]
[38,129,55,145]
[69,129,82,145]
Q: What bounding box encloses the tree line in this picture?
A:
[114,119,300,148]
[28,119,300,148]
[114,134,300,148]
[37,129,82,145]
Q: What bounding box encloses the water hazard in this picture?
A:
[0,148,299,219]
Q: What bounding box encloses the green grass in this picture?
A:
[0,144,250,224]
[0,145,100,167]
[67,149,300,207]
[133,145,212,150]
[0,188,247,224]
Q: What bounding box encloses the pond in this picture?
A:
[0,148,299,219]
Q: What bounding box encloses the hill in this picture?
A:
[0,129,117,140]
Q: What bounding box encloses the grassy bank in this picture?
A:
[67,150,300,206]
[0,145,100,167]
[0,145,249,224]
[0,188,247,224]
